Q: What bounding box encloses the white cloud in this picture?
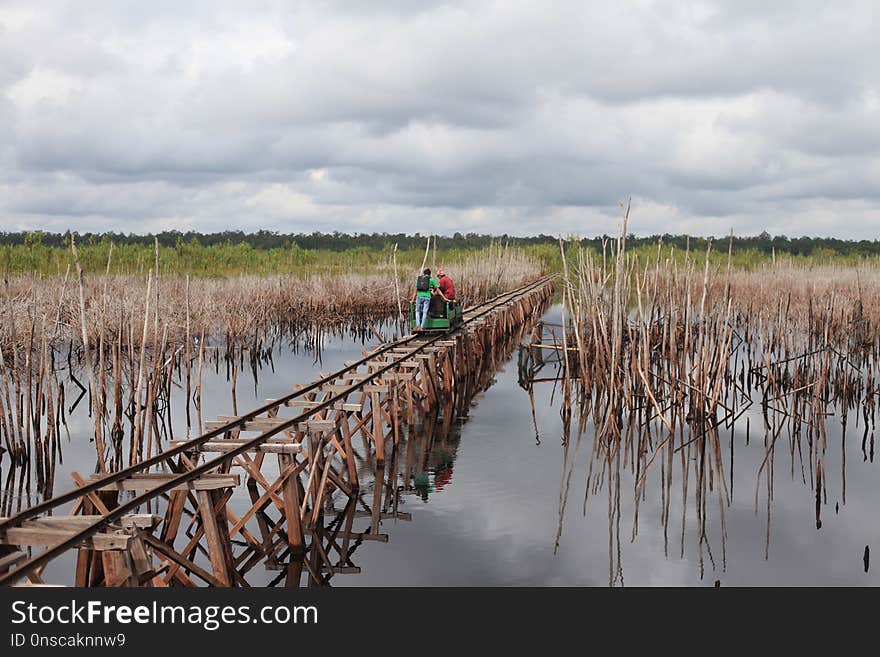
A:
[0,1,878,237]
[7,67,83,109]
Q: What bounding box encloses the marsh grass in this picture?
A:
[548,210,880,583]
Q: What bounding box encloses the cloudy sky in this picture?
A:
[1,1,878,237]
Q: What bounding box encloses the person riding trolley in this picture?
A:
[437,268,455,300]
[410,268,447,331]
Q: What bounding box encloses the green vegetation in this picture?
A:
[1,230,878,276]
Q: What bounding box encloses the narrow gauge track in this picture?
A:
[0,275,554,586]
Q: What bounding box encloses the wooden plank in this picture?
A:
[0,526,131,551]
[70,472,112,516]
[11,583,68,587]
[141,534,224,587]
[205,417,291,432]
[278,453,305,570]
[89,473,241,491]
[283,400,363,411]
[0,515,159,530]
[196,490,232,586]
[102,551,132,587]
[321,383,388,393]
[167,440,304,454]
[128,534,154,586]
[339,373,371,381]
[366,360,419,369]
[295,419,335,433]
[0,550,27,571]
[383,372,415,380]
[320,384,357,393]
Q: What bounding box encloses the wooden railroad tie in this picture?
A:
[87,473,241,492]
[0,515,159,551]
[167,439,305,455]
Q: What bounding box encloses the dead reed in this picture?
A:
[544,209,880,583]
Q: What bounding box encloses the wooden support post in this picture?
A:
[340,415,359,492]
[102,551,132,587]
[278,452,305,587]
[371,391,385,465]
[371,461,385,535]
[196,490,232,586]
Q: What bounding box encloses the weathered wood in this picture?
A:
[322,383,389,394]
[1,526,130,551]
[205,417,291,432]
[141,533,224,587]
[102,551,132,587]
[89,473,241,491]
[128,533,154,586]
[278,452,305,587]
[366,359,419,368]
[284,400,363,411]
[168,440,304,454]
[1,515,159,530]
[195,490,232,586]
[0,550,27,572]
[295,419,336,433]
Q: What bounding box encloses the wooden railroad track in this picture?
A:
[0,276,554,587]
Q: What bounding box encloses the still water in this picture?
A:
[9,306,878,586]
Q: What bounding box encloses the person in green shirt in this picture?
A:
[410,268,445,330]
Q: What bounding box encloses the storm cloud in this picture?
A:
[1,1,878,237]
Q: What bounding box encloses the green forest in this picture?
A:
[2,229,878,275]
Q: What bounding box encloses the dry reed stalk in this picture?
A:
[534,212,880,579]
[185,273,191,428]
[392,244,402,324]
[71,235,106,473]
[131,270,153,466]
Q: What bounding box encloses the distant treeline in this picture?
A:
[2,229,880,257]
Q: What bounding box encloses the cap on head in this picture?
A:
[438,268,445,275]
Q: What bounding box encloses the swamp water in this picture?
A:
[3,306,877,586]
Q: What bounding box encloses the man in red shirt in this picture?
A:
[437,268,456,300]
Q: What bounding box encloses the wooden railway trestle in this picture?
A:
[0,277,554,587]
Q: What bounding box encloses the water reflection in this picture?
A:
[7,299,876,586]
[519,309,880,586]
[287,408,466,587]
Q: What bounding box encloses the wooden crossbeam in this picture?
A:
[0,515,159,551]
[282,400,363,411]
[205,416,295,432]
[322,383,389,393]
[168,440,305,454]
[295,419,336,433]
[0,550,27,571]
[89,473,241,491]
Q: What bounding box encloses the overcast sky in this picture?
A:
[1,1,878,238]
